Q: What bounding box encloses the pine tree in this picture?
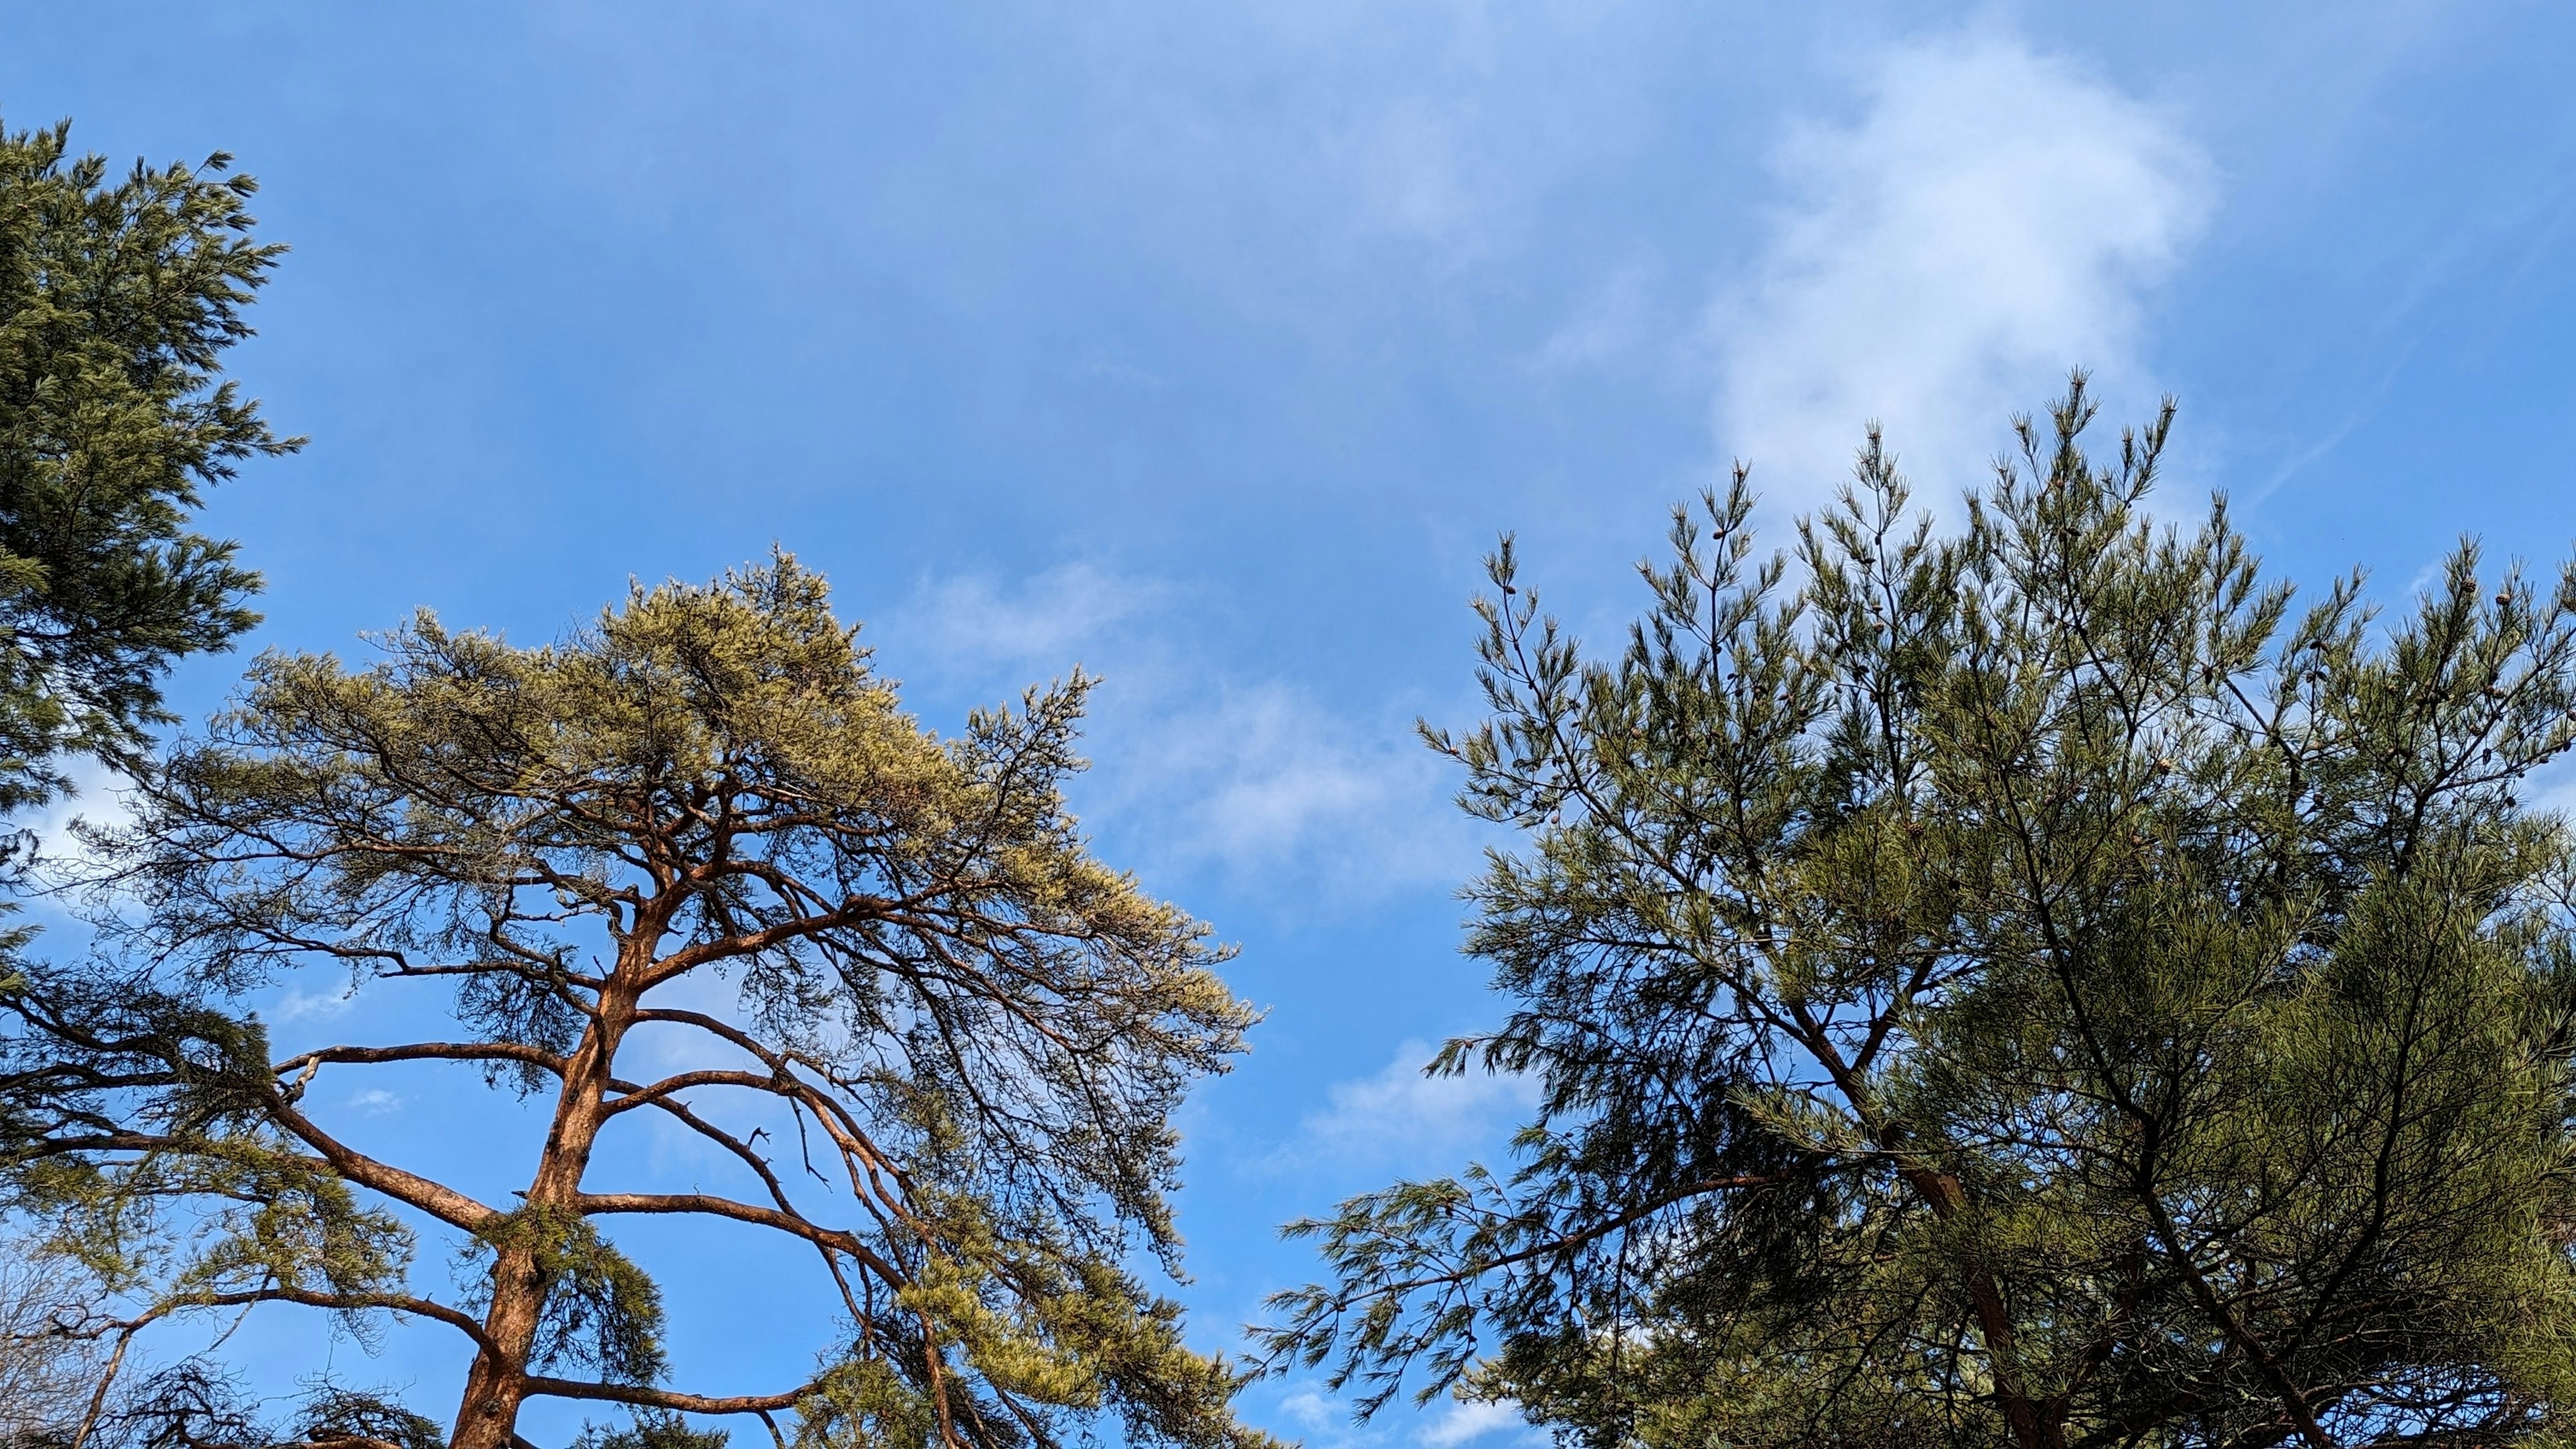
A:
[0,113,291,1449]
[0,116,292,814]
[4,557,1274,1449]
[1262,379,2576,1447]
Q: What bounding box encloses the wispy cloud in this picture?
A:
[888,566,1474,906]
[1715,26,2214,512]
[273,983,361,1024]
[347,1088,403,1116]
[897,561,1163,672]
[1262,1385,1531,1449]
[1422,1399,1530,1448]
[1272,1038,1538,1175]
[1115,685,1472,899]
[25,759,134,877]
[1275,1387,1342,1432]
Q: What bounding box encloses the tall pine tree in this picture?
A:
[1265,379,2576,1448]
[7,558,1275,1449]
[0,113,290,1449]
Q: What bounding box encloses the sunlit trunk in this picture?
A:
[449,974,637,1449]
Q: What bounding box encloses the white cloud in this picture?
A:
[1265,1382,1532,1448]
[1276,1388,1341,1431]
[897,562,1161,672]
[1421,1399,1527,1448]
[1279,1038,1538,1173]
[1121,684,1475,900]
[24,759,134,876]
[347,1088,402,1116]
[1715,27,2213,513]
[888,565,1475,905]
[273,984,360,1024]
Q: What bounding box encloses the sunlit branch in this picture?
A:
[265,1093,502,1230]
[274,1041,570,1078]
[574,1191,904,1285]
[521,1375,817,1415]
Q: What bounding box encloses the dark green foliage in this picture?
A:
[0,962,280,1157]
[570,1411,729,1449]
[0,116,292,813]
[1263,380,2576,1447]
[0,961,414,1336]
[0,110,290,1448]
[293,1384,447,1449]
[458,1207,667,1387]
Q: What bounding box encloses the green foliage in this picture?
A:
[793,1185,1268,1449]
[571,1410,729,1449]
[1264,378,2576,1447]
[0,964,415,1364]
[460,1205,667,1387]
[0,964,279,1185]
[0,113,291,1424]
[294,1383,447,1449]
[0,115,292,814]
[794,1353,947,1449]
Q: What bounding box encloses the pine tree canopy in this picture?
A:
[1,557,1275,1449]
[0,111,292,1449]
[1259,379,2576,1448]
[0,116,292,814]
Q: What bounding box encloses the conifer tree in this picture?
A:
[0,113,292,1448]
[1263,379,2576,1448]
[0,116,291,813]
[3,558,1272,1449]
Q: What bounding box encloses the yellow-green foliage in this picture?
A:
[7,555,1266,1449]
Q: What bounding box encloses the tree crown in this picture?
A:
[1264,380,2576,1448]
[9,557,1269,1449]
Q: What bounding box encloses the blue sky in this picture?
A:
[9,3,2576,1445]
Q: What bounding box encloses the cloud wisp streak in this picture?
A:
[886,564,1479,908]
[1265,1038,1540,1179]
[897,561,1164,672]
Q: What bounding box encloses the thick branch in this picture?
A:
[274,1041,570,1077]
[602,1069,788,1116]
[574,1191,904,1285]
[266,1094,500,1231]
[174,1287,500,1356]
[522,1376,816,1415]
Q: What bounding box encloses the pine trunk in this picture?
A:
[448,974,637,1449]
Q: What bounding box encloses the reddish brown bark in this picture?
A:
[448,958,644,1449]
